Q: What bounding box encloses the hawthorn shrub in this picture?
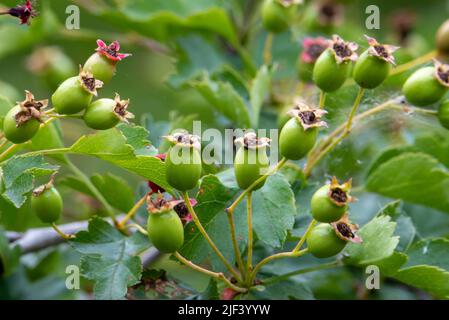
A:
[1,0,449,300]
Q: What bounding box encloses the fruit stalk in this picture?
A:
[182,192,242,282]
[226,210,246,277]
[246,191,254,272]
[292,219,317,252]
[390,50,437,76]
[345,87,365,132]
[117,194,148,229]
[51,223,75,240]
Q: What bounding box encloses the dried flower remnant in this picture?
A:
[301,37,329,64]
[96,39,132,62]
[365,35,399,66]
[0,0,36,25]
[329,35,358,64]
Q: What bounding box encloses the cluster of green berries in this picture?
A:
[307,177,362,258]
[2,39,133,144]
[2,40,132,225]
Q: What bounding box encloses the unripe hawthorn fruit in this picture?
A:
[31,185,63,224]
[84,94,134,130]
[234,132,270,190]
[261,0,300,33]
[147,210,184,253]
[3,91,48,144]
[311,177,353,223]
[84,40,131,84]
[438,100,449,130]
[353,36,399,89]
[52,68,103,115]
[297,37,329,83]
[279,103,327,160]
[165,133,202,191]
[313,35,358,92]
[307,223,347,258]
[146,197,184,253]
[436,19,449,56]
[402,61,449,106]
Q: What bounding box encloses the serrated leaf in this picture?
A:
[1,156,59,207]
[373,251,408,277]
[179,175,243,271]
[191,74,251,128]
[394,266,449,299]
[116,124,154,156]
[249,279,313,300]
[252,174,296,248]
[71,217,150,300]
[366,152,449,214]
[250,65,272,127]
[344,215,399,265]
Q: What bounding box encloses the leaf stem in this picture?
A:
[181,191,242,282]
[117,194,148,229]
[174,252,247,293]
[51,223,75,240]
[226,210,246,278]
[293,219,317,252]
[246,191,253,272]
[248,248,309,286]
[390,50,437,76]
[227,157,287,214]
[125,223,148,236]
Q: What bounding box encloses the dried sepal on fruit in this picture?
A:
[311,177,355,223]
[95,39,131,62]
[234,132,271,190]
[279,102,327,160]
[365,35,399,65]
[0,0,36,25]
[79,67,104,96]
[3,90,48,144]
[298,37,329,82]
[329,35,358,64]
[331,214,362,244]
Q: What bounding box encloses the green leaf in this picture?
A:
[1,156,59,208]
[252,174,296,248]
[366,152,449,214]
[101,0,238,45]
[374,252,408,277]
[71,217,150,300]
[394,266,449,299]
[91,173,135,212]
[170,35,229,87]
[116,124,154,156]
[191,74,251,128]
[0,229,20,277]
[179,175,243,271]
[250,65,272,127]
[344,215,399,265]
[51,128,169,191]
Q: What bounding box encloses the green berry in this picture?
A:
[279,105,326,160]
[31,186,63,223]
[84,94,133,130]
[52,69,103,114]
[261,0,297,33]
[2,91,47,144]
[353,36,397,89]
[84,53,116,84]
[313,48,351,92]
[165,133,202,191]
[353,51,391,89]
[310,177,352,223]
[402,65,449,106]
[3,105,40,144]
[147,210,184,253]
[438,100,449,129]
[306,223,347,258]
[234,133,270,190]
